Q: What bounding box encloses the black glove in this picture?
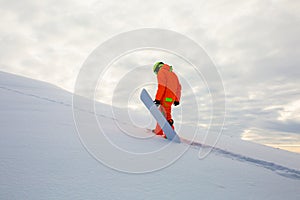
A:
[174,101,180,106]
[153,99,161,106]
[168,119,174,126]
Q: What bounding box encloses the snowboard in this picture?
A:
[140,88,181,143]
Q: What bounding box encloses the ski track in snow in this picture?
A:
[182,140,300,180]
[1,85,300,180]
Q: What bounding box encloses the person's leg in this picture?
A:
[153,103,174,135]
[164,105,174,130]
[153,106,165,135]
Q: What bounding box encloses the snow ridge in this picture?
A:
[1,83,300,180]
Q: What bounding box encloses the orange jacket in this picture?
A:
[155,64,181,104]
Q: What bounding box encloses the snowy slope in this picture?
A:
[0,71,300,200]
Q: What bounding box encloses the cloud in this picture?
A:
[241,128,300,153]
[0,0,299,145]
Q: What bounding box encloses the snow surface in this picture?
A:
[0,71,300,200]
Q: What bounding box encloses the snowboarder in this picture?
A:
[152,62,182,137]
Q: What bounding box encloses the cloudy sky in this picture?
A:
[1,0,299,152]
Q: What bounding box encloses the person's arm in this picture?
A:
[175,81,181,102]
[155,70,167,101]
